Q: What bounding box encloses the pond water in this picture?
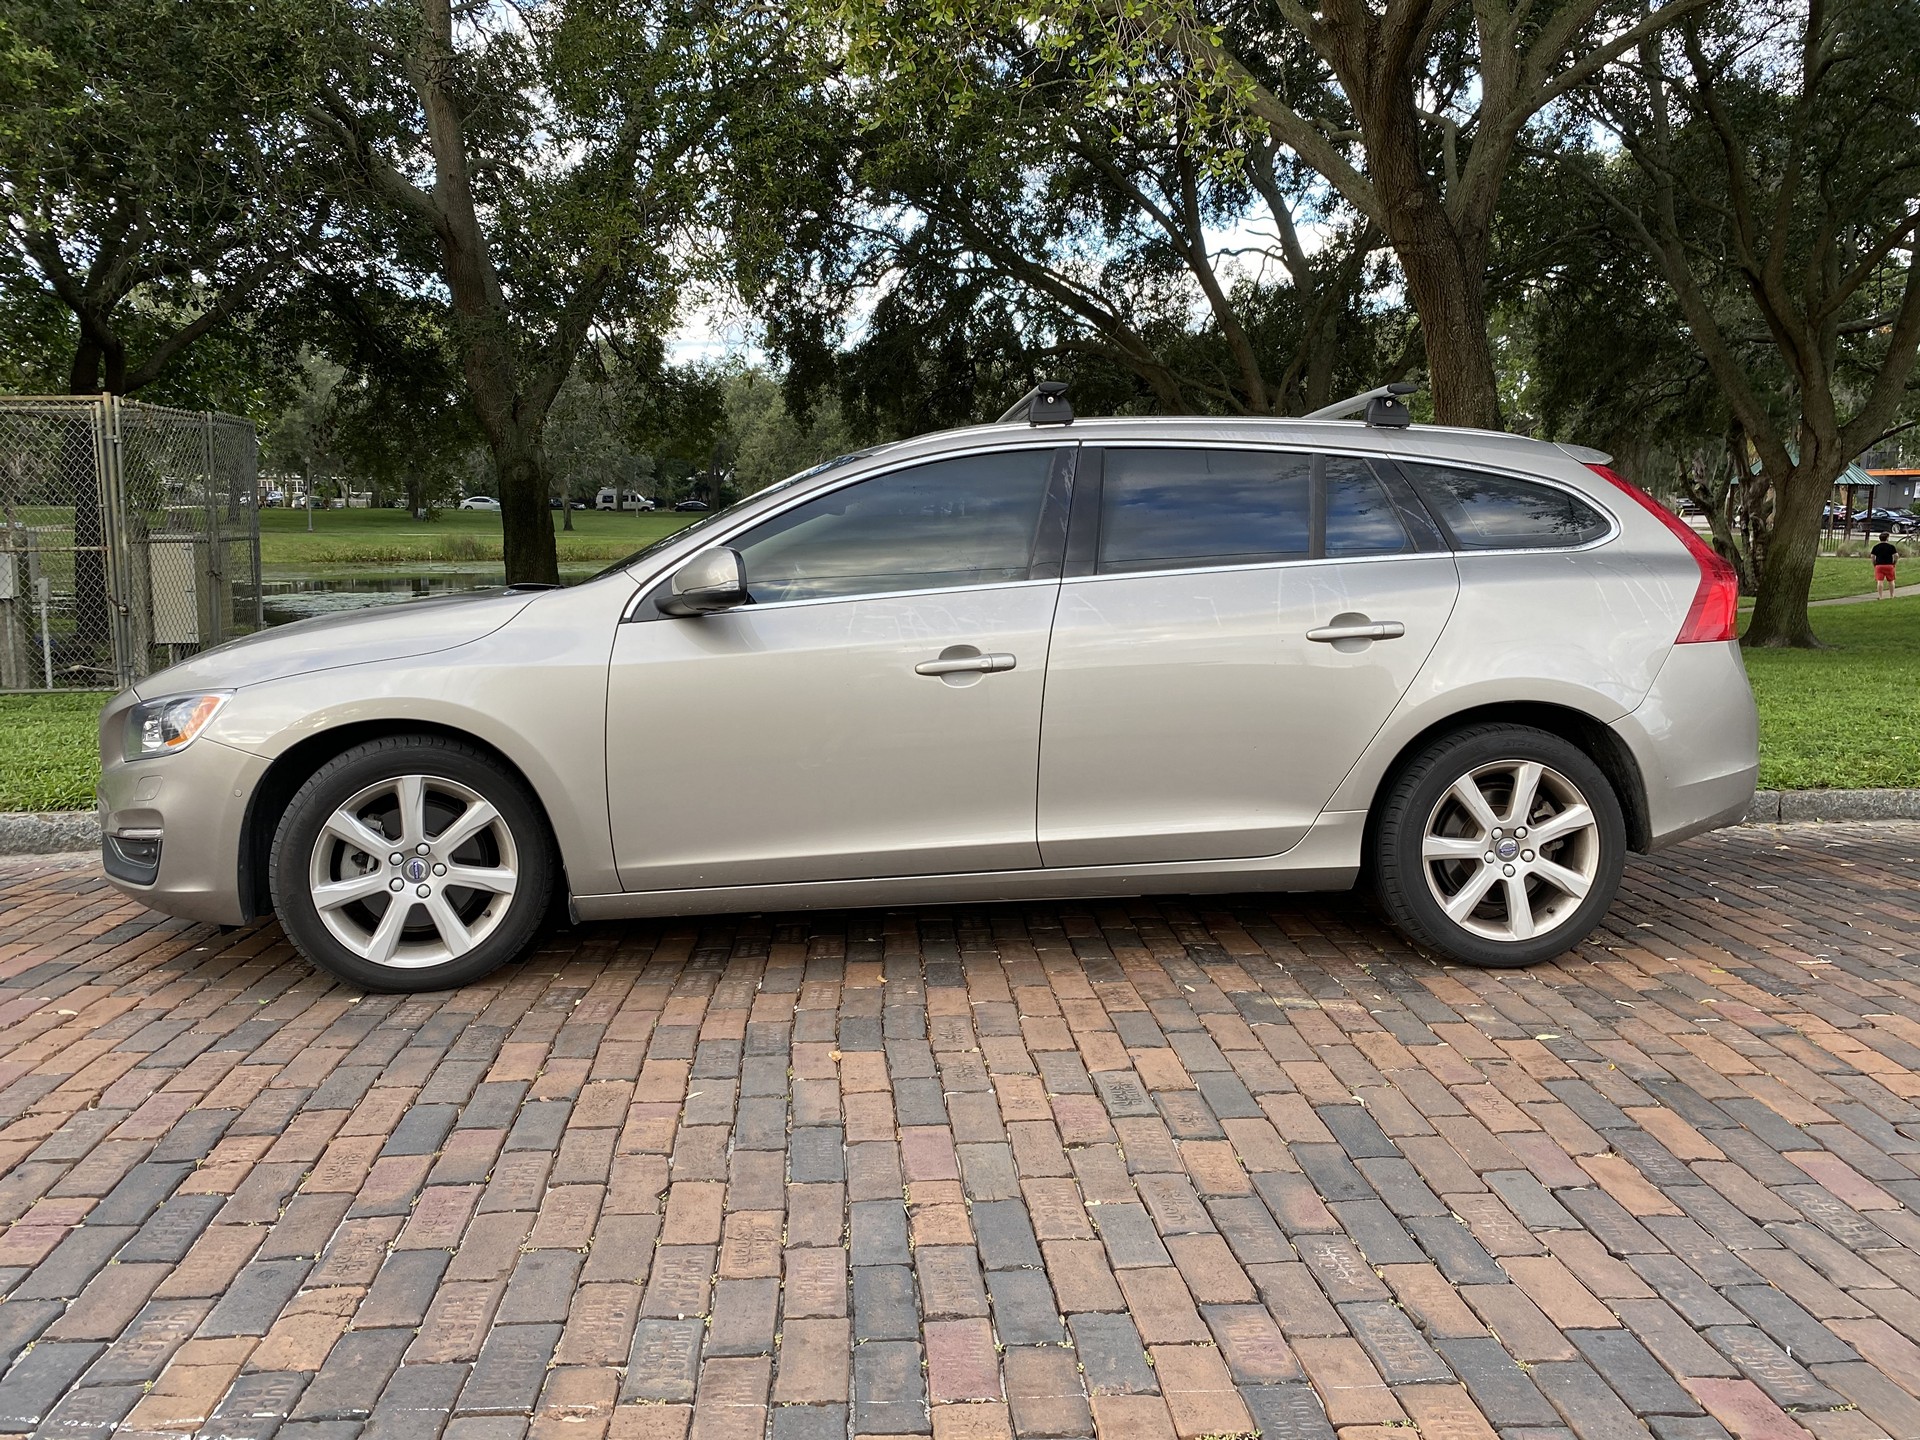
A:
[254,571,507,626]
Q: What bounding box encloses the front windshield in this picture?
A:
[588,448,880,582]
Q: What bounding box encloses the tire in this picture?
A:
[1372,723,1626,969]
[269,736,556,991]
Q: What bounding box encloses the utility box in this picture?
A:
[149,535,215,648]
[0,529,44,690]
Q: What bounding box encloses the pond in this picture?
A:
[254,571,507,626]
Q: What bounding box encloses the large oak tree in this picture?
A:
[826,0,1706,428]
[316,0,809,584]
[1580,0,1920,646]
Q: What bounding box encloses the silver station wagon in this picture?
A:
[98,384,1758,990]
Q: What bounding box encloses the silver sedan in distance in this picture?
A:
[97,408,1757,990]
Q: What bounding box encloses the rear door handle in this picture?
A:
[915,652,1017,676]
[1306,620,1406,643]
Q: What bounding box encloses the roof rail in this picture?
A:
[1304,381,1418,428]
[998,380,1074,426]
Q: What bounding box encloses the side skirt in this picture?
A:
[572,811,1367,921]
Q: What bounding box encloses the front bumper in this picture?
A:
[1611,640,1759,850]
[97,692,267,925]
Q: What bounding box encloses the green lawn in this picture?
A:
[0,692,102,812]
[8,595,1918,812]
[1734,555,1902,606]
[1807,555,1885,602]
[1743,595,1920,790]
[259,506,698,568]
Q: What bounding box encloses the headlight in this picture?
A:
[126,693,230,760]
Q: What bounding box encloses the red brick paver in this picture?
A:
[2,824,1920,1439]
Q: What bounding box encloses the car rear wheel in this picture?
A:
[270,736,555,991]
[1373,724,1626,968]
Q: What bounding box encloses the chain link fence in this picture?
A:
[0,395,262,691]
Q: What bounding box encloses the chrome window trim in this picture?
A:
[704,576,1063,615]
[1057,548,1452,588]
[619,439,1077,622]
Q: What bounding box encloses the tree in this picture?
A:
[546,368,643,529]
[1578,0,1920,646]
[826,0,1705,428]
[1500,150,1767,586]
[724,369,853,490]
[315,0,816,585]
[0,0,326,398]
[808,22,1395,420]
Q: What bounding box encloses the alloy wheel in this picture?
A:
[306,773,519,968]
[1419,759,1601,944]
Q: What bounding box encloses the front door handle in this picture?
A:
[1306,619,1406,643]
[915,652,1017,676]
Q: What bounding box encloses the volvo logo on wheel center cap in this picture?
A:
[1495,838,1521,861]
[404,857,431,883]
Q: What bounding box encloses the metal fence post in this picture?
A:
[94,393,139,689]
[249,425,264,630]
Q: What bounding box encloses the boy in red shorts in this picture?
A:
[1872,530,1900,599]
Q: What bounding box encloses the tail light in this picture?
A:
[1586,463,1738,643]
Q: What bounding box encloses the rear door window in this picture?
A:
[1402,462,1610,550]
[1098,448,1312,573]
[1326,457,1414,556]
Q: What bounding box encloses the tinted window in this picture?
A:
[1404,463,1610,550]
[1099,448,1311,572]
[734,450,1053,602]
[1326,458,1412,556]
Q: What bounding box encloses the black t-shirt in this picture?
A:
[1872,541,1899,566]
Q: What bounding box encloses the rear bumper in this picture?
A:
[97,691,262,926]
[1611,640,1759,850]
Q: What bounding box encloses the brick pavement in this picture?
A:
[1,822,1919,1439]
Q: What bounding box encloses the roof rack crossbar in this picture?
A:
[1304,381,1419,424]
[998,380,1074,426]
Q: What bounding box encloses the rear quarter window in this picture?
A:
[1403,462,1611,550]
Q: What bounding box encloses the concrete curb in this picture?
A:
[8,790,1920,860]
[1744,789,1920,823]
[0,811,101,857]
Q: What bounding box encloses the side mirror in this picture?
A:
[658,546,747,617]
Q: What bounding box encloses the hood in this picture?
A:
[133,587,539,697]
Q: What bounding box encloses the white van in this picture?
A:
[595,489,655,512]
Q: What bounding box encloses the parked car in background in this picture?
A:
[550,498,588,510]
[97,385,1756,990]
[459,496,500,512]
[596,489,655,512]
[673,498,710,512]
[1865,508,1920,533]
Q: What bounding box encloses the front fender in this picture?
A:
[210,580,633,899]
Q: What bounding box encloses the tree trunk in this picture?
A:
[1391,225,1501,429]
[491,430,560,586]
[1743,461,1830,648]
[1350,91,1502,429]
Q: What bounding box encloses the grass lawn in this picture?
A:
[0,692,102,812]
[7,594,1917,812]
[1744,595,1920,791]
[1734,555,1902,606]
[259,506,699,568]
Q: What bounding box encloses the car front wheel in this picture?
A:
[269,737,555,991]
[1373,724,1626,968]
